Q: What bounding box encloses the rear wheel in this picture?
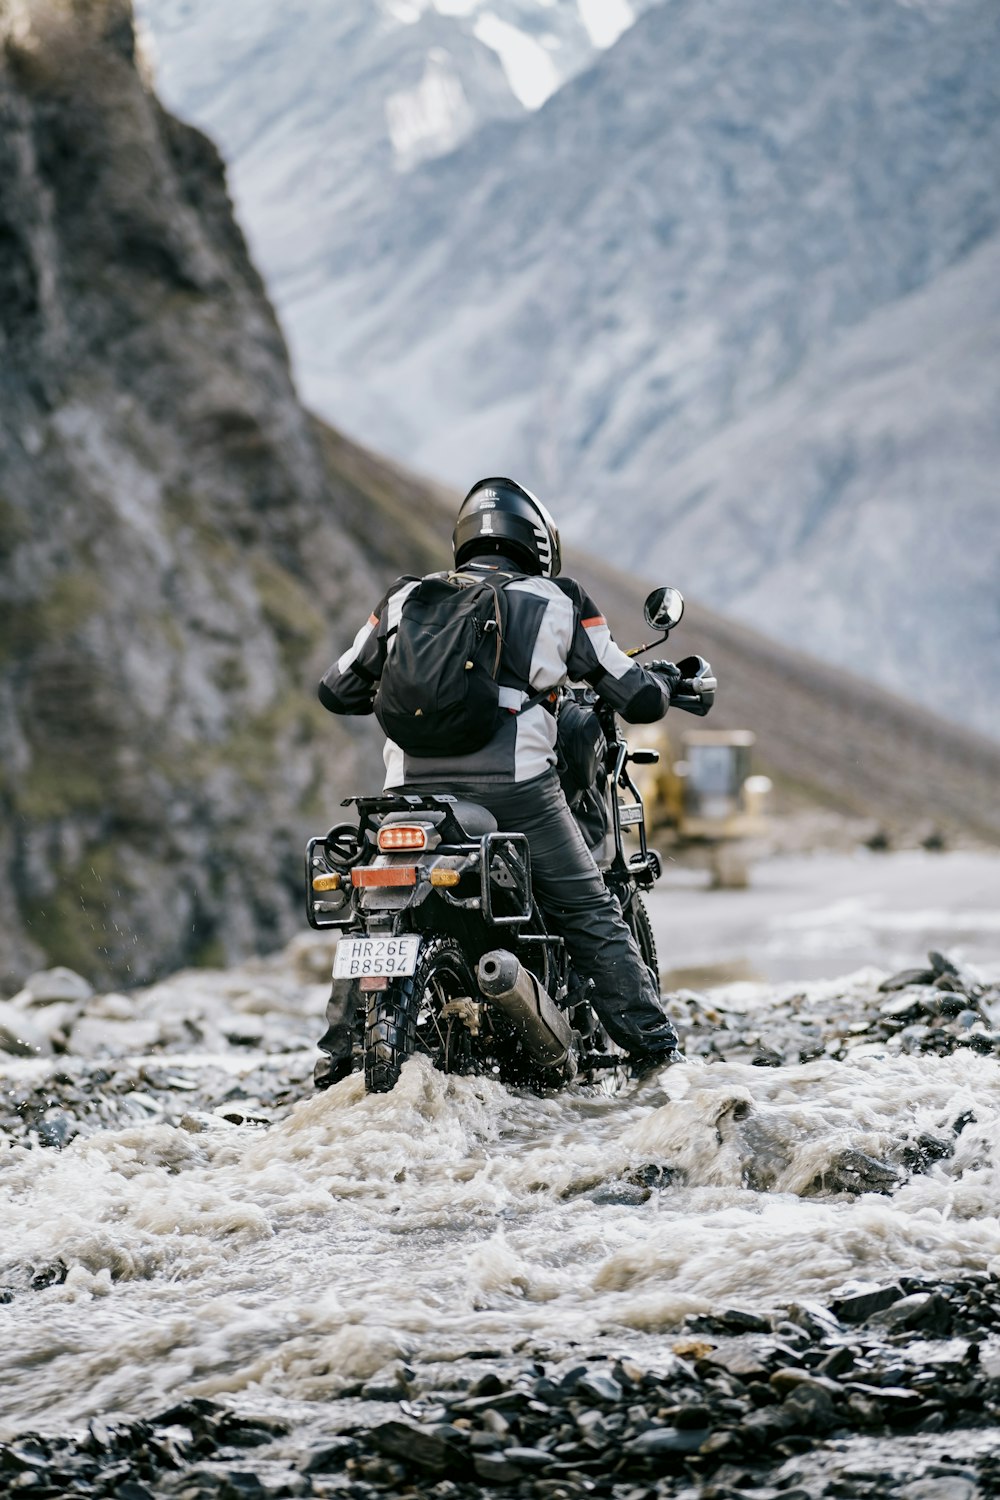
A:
[364,938,483,1094]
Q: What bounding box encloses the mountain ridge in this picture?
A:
[139,0,1000,738]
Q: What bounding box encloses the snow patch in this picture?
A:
[473,12,559,109]
[577,0,634,49]
[386,50,470,165]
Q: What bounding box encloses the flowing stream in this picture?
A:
[1,858,999,1495]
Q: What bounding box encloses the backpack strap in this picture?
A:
[450,569,557,717]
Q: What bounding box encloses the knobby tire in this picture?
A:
[364,937,479,1094]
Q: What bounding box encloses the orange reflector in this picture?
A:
[312,872,342,892]
[351,866,417,888]
[430,869,461,888]
[377,825,429,852]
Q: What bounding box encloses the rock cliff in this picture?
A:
[0,0,390,987]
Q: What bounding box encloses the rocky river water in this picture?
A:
[2,868,1000,1500]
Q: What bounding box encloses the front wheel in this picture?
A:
[630,893,660,991]
[364,937,481,1094]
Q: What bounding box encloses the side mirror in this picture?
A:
[643,586,684,632]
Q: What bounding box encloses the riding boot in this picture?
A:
[314,976,358,1089]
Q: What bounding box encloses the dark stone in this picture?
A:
[930,951,982,997]
[832,1285,905,1323]
[156,1400,223,1432]
[670,1403,715,1430]
[738,1406,799,1442]
[810,1149,900,1196]
[875,1291,954,1335]
[900,1133,954,1172]
[715,1310,772,1335]
[590,1183,650,1205]
[368,1420,466,1474]
[573,1370,622,1404]
[30,1261,68,1290]
[468,1372,506,1399]
[473,1451,525,1483]
[816,1346,856,1378]
[879,993,927,1019]
[785,1301,841,1340]
[501,1447,552,1469]
[556,1365,592,1396]
[35,1114,77,1148]
[302,1438,358,1473]
[879,968,935,993]
[627,1163,679,1190]
[623,1426,708,1460]
[782,1383,837,1432]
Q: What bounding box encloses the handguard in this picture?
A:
[671,654,716,716]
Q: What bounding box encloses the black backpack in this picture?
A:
[374,571,517,757]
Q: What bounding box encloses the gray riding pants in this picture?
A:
[315,770,676,1083]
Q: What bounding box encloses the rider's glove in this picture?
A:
[648,660,681,699]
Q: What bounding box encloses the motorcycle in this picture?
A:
[304,586,715,1093]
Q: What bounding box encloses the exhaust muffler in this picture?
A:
[477,950,576,1075]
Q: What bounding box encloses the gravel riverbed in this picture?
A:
[2,938,1000,1498]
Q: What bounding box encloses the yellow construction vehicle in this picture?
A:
[631,727,771,887]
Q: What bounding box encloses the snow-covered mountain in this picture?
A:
[138,0,1000,738]
[137,0,658,293]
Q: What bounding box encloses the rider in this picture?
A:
[315,477,681,1085]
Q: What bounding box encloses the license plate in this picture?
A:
[619,803,644,827]
[334,935,421,979]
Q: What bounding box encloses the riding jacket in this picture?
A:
[319,558,671,787]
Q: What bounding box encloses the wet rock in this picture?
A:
[360,1373,411,1401]
[705,1340,774,1381]
[874,1291,953,1335]
[713,1310,772,1335]
[473,1450,526,1482]
[35,1111,78,1149]
[502,1446,552,1469]
[573,1369,622,1404]
[879,992,927,1020]
[782,1382,837,1431]
[929,950,983,998]
[816,1346,856,1378]
[0,1000,51,1056]
[30,1260,68,1289]
[832,1285,905,1323]
[878,968,936,993]
[626,1163,680,1190]
[900,1132,954,1173]
[590,1182,650,1206]
[769,1368,841,1398]
[468,1372,507,1399]
[369,1419,466,1474]
[809,1149,900,1196]
[623,1425,709,1459]
[68,1015,165,1059]
[784,1301,842,1340]
[17,967,94,1006]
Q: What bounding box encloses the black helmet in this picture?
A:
[453,477,562,578]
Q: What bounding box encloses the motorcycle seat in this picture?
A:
[448,800,499,838]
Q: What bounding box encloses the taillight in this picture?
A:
[377,824,430,852]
